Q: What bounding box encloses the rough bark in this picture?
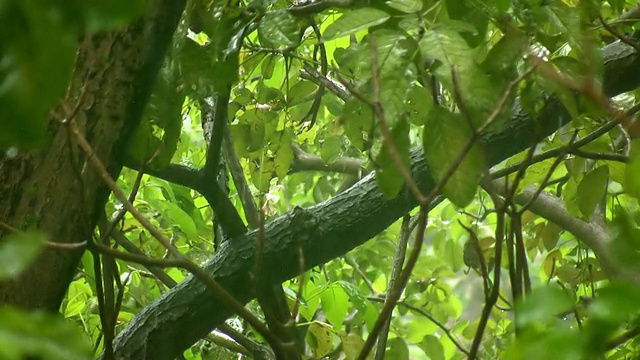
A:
[0,0,185,311]
[110,40,640,359]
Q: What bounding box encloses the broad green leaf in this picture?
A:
[419,27,501,126]
[0,231,46,281]
[406,85,433,125]
[299,276,322,320]
[609,208,640,270]
[544,2,597,61]
[339,332,370,360]
[375,117,411,199]
[386,337,410,360]
[323,8,390,41]
[337,281,367,311]
[258,10,301,48]
[164,202,198,240]
[63,281,92,318]
[0,306,92,360]
[561,177,582,218]
[343,99,375,151]
[539,222,561,251]
[321,135,344,164]
[420,335,445,360]
[250,156,277,193]
[504,329,585,360]
[261,54,277,79]
[588,281,640,324]
[422,107,484,207]
[273,132,294,179]
[576,165,608,219]
[516,286,573,328]
[287,81,318,106]
[444,0,488,47]
[386,0,422,13]
[320,283,350,327]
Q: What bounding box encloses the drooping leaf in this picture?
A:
[419,335,445,360]
[321,135,344,164]
[543,249,562,277]
[422,107,484,207]
[576,165,608,219]
[375,117,411,199]
[385,337,410,360]
[406,85,433,125]
[419,26,502,126]
[339,331,370,360]
[342,99,375,151]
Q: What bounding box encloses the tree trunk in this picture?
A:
[0,0,185,311]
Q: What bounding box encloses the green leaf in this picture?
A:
[0,306,92,360]
[540,222,561,251]
[321,135,344,164]
[419,26,501,126]
[261,54,277,79]
[588,281,640,324]
[287,81,318,106]
[386,0,422,13]
[406,85,433,125]
[258,10,301,48]
[375,117,411,199]
[444,0,489,47]
[343,99,375,151]
[576,165,608,219]
[0,231,46,281]
[516,286,573,328]
[373,31,418,128]
[273,132,294,179]
[422,107,484,207]
[164,202,198,240]
[386,337,410,360]
[339,332,368,360]
[320,283,350,327]
[323,8,390,41]
[419,335,445,360]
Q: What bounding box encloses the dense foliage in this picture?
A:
[4,0,640,359]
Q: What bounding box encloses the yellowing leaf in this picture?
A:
[544,249,562,277]
[307,322,334,358]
